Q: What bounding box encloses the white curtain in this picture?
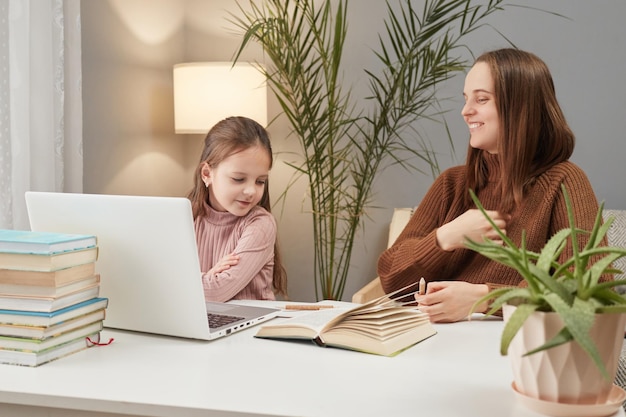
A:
[0,0,82,230]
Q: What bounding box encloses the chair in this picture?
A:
[351,208,413,303]
[351,208,626,303]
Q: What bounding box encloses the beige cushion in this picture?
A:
[387,208,414,247]
[351,208,413,303]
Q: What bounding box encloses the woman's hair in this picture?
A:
[187,116,287,297]
[464,48,575,213]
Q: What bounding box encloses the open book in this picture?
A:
[255,287,436,356]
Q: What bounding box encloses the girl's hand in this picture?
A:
[436,209,509,251]
[414,281,489,323]
[207,253,240,276]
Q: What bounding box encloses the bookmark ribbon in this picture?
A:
[86,334,115,347]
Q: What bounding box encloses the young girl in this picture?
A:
[188,116,287,301]
[377,49,606,322]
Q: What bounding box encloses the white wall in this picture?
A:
[82,0,626,301]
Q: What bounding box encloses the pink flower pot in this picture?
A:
[503,304,626,405]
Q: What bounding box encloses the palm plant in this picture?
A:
[467,185,626,379]
[231,0,513,300]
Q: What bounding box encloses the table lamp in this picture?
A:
[173,62,267,134]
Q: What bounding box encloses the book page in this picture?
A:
[322,321,437,356]
[328,319,426,340]
[256,307,353,339]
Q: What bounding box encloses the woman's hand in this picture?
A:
[207,252,240,277]
[414,281,489,323]
[436,209,509,251]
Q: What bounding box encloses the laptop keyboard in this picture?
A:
[207,313,244,329]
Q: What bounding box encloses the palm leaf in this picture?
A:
[232,0,526,300]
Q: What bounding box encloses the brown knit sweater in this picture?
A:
[377,154,604,294]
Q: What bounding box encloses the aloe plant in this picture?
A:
[230,0,515,300]
[466,184,626,379]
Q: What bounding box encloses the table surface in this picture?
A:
[0,301,623,417]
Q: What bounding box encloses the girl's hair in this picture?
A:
[464,48,575,213]
[187,116,288,298]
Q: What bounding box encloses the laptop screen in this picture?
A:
[25,192,213,340]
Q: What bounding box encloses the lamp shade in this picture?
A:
[173,62,267,134]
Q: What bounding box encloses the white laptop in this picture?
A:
[25,191,280,341]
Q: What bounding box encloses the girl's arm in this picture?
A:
[202,211,276,302]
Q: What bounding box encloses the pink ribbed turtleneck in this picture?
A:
[195,203,276,302]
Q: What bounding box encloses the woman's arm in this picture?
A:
[377,171,464,294]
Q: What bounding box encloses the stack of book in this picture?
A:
[0,229,109,366]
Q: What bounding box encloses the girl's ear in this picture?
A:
[200,162,212,188]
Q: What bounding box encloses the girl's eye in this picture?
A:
[256,180,267,185]
[232,178,244,183]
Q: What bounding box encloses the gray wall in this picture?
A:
[82,0,626,302]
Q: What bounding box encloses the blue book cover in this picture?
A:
[0,297,109,327]
[0,229,97,255]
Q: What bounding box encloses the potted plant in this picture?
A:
[466,185,626,407]
[230,0,515,300]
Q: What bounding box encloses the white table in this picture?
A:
[0,302,623,417]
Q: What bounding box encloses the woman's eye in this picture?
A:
[477,97,488,103]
